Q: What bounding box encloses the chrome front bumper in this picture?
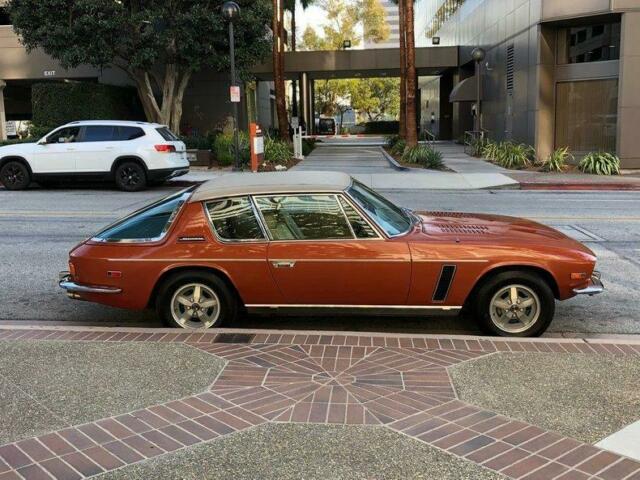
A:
[573,271,604,296]
[58,271,122,298]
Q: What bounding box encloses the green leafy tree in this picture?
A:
[349,78,400,121]
[300,0,390,50]
[8,0,272,133]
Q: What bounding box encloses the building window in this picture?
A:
[558,20,620,64]
[555,79,618,153]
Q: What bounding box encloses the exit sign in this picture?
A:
[43,70,56,77]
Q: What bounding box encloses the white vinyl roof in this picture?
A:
[189,171,353,202]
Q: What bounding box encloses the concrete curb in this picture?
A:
[378,146,408,171]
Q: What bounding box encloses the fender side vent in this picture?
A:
[433,265,456,302]
[214,333,255,344]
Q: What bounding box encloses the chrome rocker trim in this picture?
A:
[59,272,122,297]
[573,271,604,296]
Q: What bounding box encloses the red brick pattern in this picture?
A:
[0,327,639,479]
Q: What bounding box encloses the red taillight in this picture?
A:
[155,144,176,153]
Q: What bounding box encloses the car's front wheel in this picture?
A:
[114,161,147,192]
[0,161,31,190]
[156,271,238,330]
[473,270,555,337]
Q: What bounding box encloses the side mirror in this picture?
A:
[37,139,47,145]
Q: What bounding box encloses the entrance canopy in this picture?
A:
[252,46,459,80]
[449,76,482,102]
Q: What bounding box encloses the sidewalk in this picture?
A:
[0,325,639,479]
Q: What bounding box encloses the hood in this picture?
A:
[0,142,36,155]
[416,211,595,256]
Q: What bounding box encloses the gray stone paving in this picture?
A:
[0,341,225,443]
[96,423,506,480]
[450,352,640,443]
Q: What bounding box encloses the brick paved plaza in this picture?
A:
[0,327,639,479]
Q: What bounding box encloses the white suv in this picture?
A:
[0,120,190,191]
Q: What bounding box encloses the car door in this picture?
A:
[31,126,80,173]
[74,125,121,173]
[253,193,411,306]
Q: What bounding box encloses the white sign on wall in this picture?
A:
[253,136,264,155]
[5,121,17,137]
[230,86,241,103]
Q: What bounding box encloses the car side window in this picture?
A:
[205,196,265,241]
[46,127,80,144]
[118,127,145,141]
[254,194,353,241]
[338,196,379,239]
[80,126,118,142]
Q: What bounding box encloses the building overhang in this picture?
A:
[252,46,459,80]
[449,76,481,102]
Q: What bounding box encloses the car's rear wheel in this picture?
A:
[473,271,555,337]
[0,161,31,190]
[115,161,147,192]
[156,271,238,330]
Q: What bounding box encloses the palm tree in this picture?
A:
[403,0,418,146]
[273,0,289,139]
[390,0,407,139]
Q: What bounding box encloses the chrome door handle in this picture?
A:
[66,147,76,151]
[272,260,296,268]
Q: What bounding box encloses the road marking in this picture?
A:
[596,420,640,461]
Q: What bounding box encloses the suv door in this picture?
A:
[32,127,80,173]
[74,125,121,172]
[254,193,411,306]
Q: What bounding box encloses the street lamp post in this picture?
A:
[471,47,486,134]
[222,1,242,171]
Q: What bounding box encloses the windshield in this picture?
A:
[93,188,194,242]
[347,181,412,236]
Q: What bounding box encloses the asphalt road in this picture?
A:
[0,183,638,335]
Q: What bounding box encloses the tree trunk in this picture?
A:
[273,0,289,140]
[404,0,418,147]
[291,6,298,117]
[398,0,407,139]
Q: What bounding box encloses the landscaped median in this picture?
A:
[0,327,638,479]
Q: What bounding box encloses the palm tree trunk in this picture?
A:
[273,0,289,139]
[291,6,298,117]
[398,0,406,139]
[404,0,418,146]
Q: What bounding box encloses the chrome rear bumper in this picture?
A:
[58,271,122,298]
[573,271,604,296]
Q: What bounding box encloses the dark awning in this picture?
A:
[449,76,482,102]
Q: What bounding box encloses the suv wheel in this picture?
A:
[115,161,147,192]
[156,271,238,330]
[473,271,555,337]
[0,161,31,190]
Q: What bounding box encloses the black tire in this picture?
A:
[473,270,555,337]
[114,161,147,192]
[0,161,31,190]
[156,271,238,330]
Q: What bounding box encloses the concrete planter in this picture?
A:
[186,149,212,167]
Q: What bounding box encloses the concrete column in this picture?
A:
[0,81,7,141]
[617,11,640,170]
[534,25,556,162]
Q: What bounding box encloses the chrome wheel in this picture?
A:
[170,283,220,329]
[489,284,540,334]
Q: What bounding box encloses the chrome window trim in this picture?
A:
[337,193,386,240]
[91,187,195,244]
[202,196,268,244]
[251,192,359,242]
[345,180,413,239]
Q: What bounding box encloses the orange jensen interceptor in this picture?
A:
[59,172,603,337]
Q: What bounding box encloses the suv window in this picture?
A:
[47,127,80,144]
[93,189,193,241]
[205,196,265,241]
[338,196,379,239]
[81,126,118,142]
[118,126,145,141]
[254,195,353,241]
[156,127,179,141]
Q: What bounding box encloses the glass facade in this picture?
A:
[557,21,621,64]
[555,79,618,153]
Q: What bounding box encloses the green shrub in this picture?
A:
[539,146,572,172]
[264,137,293,163]
[31,82,143,133]
[481,140,501,161]
[0,137,37,147]
[467,137,488,157]
[213,132,249,166]
[493,142,535,169]
[402,145,445,170]
[391,138,406,156]
[385,134,401,148]
[302,138,316,156]
[180,134,214,150]
[578,152,620,175]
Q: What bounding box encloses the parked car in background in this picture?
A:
[317,117,336,135]
[0,120,189,191]
[59,171,603,336]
